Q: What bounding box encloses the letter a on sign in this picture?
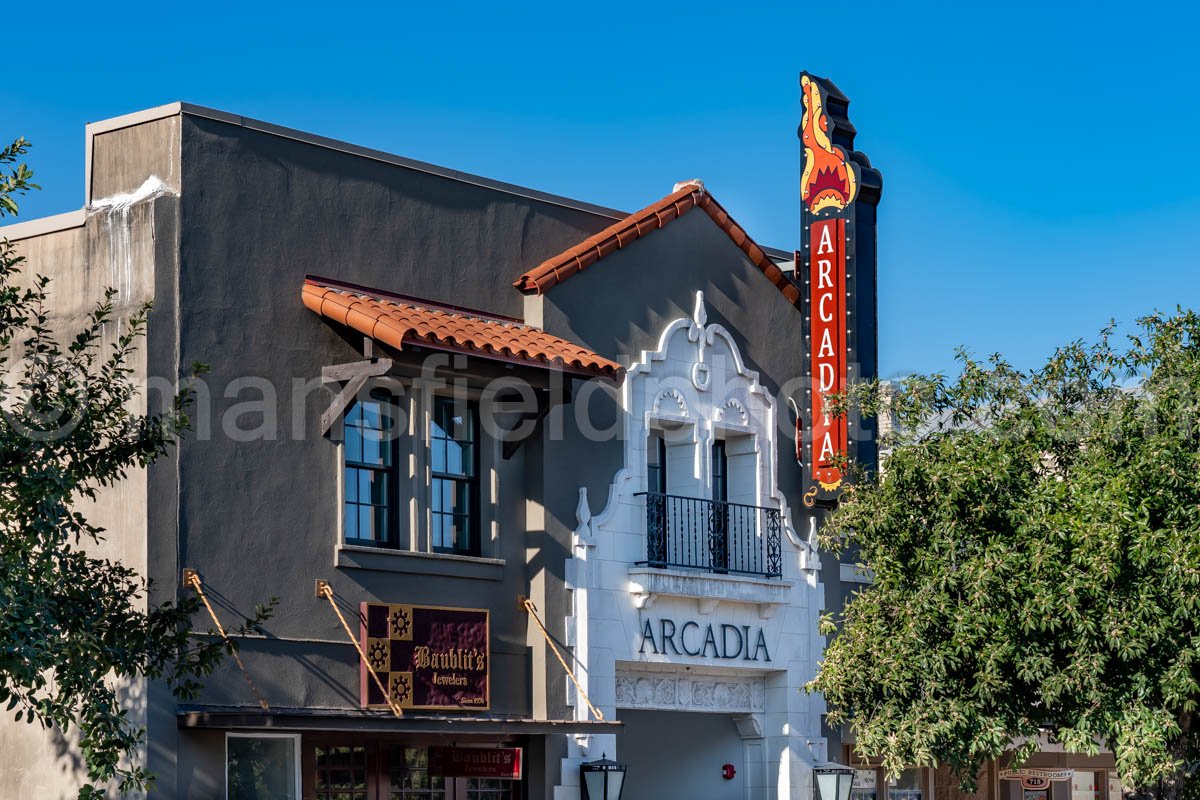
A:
[808,218,847,490]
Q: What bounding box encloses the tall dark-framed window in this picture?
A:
[343,390,397,547]
[431,396,479,556]
[711,438,728,502]
[647,431,668,494]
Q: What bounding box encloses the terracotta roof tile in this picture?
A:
[303,278,623,379]
[513,182,799,307]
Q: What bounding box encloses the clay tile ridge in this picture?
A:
[302,276,624,379]
[513,181,801,307]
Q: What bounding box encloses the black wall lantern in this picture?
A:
[814,761,856,800]
[580,754,627,800]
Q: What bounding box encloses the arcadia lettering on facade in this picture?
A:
[360,603,489,710]
[638,618,771,662]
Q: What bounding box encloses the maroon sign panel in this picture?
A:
[809,217,847,490]
[429,747,523,780]
[360,603,489,711]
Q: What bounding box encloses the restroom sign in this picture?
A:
[809,217,847,490]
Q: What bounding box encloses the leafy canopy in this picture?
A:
[0,138,271,796]
[810,313,1200,799]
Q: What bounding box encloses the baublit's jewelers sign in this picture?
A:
[360,603,489,710]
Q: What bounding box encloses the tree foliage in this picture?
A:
[0,138,271,796]
[810,312,1200,799]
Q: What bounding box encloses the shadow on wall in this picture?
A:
[49,675,149,799]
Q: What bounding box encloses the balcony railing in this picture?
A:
[635,492,783,579]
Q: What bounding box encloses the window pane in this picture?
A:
[345,426,363,464]
[373,505,389,542]
[345,469,359,502]
[315,745,368,800]
[361,471,386,505]
[889,769,923,800]
[361,400,381,430]
[447,514,469,550]
[227,736,297,800]
[431,404,449,440]
[431,438,446,474]
[344,503,359,540]
[360,431,382,466]
[450,481,470,514]
[432,478,446,514]
[446,439,463,474]
[456,405,475,441]
[359,506,373,540]
[432,514,447,549]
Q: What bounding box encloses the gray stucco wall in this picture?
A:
[139,112,640,794]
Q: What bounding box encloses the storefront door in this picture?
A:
[312,744,520,800]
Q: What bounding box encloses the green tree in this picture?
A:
[0,139,271,796]
[810,313,1200,800]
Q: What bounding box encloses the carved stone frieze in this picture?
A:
[614,669,765,713]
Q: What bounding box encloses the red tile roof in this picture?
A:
[513,181,800,305]
[303,277,623,379]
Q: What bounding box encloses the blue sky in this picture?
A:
[7,0,1199,376]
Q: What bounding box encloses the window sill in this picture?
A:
[336,544,505,581]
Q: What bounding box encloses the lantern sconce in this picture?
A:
[580,754,627,800]
[814,761,856,800]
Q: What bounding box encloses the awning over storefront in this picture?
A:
[178,705,621,735]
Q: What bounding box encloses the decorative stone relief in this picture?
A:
[721,398,749,426]
[652,388,689,417]
[573,487,594,548]
[615,670,765,713]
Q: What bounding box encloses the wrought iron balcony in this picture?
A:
[635,492,783,579]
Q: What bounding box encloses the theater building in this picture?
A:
[0,76,876,800]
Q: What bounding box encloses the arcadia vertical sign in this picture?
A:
[798,72,882,502]
[809,217,847,489]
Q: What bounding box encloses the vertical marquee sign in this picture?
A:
[798,72,883,503]
[809,217,847,490]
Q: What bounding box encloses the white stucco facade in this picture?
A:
[555,293,828,800]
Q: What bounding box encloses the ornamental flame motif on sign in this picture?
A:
[800,74,859,215]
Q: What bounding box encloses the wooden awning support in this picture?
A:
[182,569,269,711]
[315,580,403,717]
[521,596,604,722]
[320,349,394,435]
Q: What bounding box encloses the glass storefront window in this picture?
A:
[227,734,300,800]
[307,743,520,799]
[315,745,368,800]
[388,746,447,799]
[466,776,518,800]
[888,768,923,800]
[852,769,879,800]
